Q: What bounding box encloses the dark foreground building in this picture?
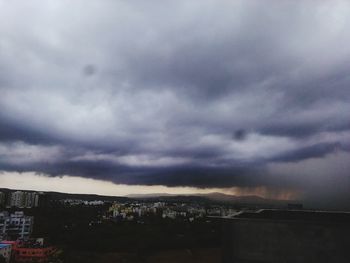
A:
[222,209,350,263]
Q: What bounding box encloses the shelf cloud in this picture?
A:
[0,0,349,206]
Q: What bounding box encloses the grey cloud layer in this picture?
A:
[0,0,350,202]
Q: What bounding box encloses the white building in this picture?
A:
[0,211,33,240]
[8,191,39,208]
[9,191,24,208]
[0,192,5,207]
[24,192,39,208]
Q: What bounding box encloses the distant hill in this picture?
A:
[43,191,130,202]
[1,188,293,207]
[127,193,178,198]
[128,192,291,207]
[0,188,130,202]
[197,192,285,204]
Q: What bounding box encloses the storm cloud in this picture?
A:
[0,0,350,204]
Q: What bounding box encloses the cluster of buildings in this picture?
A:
[0,191,43,209]
[0,211,59,263]
[108,202,160,221]
[0,239,59,263]
[161,204,239,219]
[59,199,105,206]
[107,201,240,221]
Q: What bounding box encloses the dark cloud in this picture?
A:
[0,117,58,145]
[270,143,342,163]
[232,130,247,141]
[0,0,350,205]
[259,120,350,139]
[0,157,264,188]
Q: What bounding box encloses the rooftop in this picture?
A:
[234,209,350,223]
[0,244,11,248]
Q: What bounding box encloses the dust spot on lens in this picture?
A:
[83,64,96,76]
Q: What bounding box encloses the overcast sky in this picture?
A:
[0,1,349,207]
